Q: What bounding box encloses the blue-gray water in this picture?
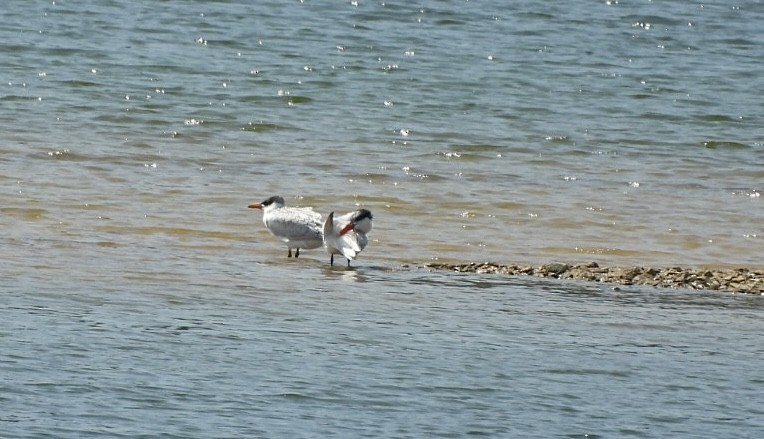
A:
[2,270,763,438]
[1,1,763,437]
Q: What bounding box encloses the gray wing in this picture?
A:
[266,209,323,243]
[356,232,368,251]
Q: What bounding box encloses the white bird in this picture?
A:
[323,209,373,266]
[248,195,323,258]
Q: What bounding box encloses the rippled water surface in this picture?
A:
[2,1,763,437]
[2,0,762,267]
[4,268,764,438]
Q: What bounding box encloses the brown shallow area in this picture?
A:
[424,261,764,295]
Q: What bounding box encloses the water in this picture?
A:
[3,0,763,267]
[1,1,763,437]
[4,269,764,438]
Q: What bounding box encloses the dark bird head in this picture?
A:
[248,195,285,209]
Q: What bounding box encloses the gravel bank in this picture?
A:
[425,261,764,295]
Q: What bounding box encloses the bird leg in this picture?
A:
[287,248,293,258]
[295,248,300,258]
[330,254,334,266]
[346,259,351,267]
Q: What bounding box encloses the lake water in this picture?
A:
[1,1,763,437]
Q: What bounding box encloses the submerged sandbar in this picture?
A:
[425,261,764,295]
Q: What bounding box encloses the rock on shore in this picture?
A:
[424,261,764,295]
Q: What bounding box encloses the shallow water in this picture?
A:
[1,1,763,437]
[1,0,762,269]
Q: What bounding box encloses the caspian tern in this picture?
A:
[323,209,373,266]
[248,195,323,258]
